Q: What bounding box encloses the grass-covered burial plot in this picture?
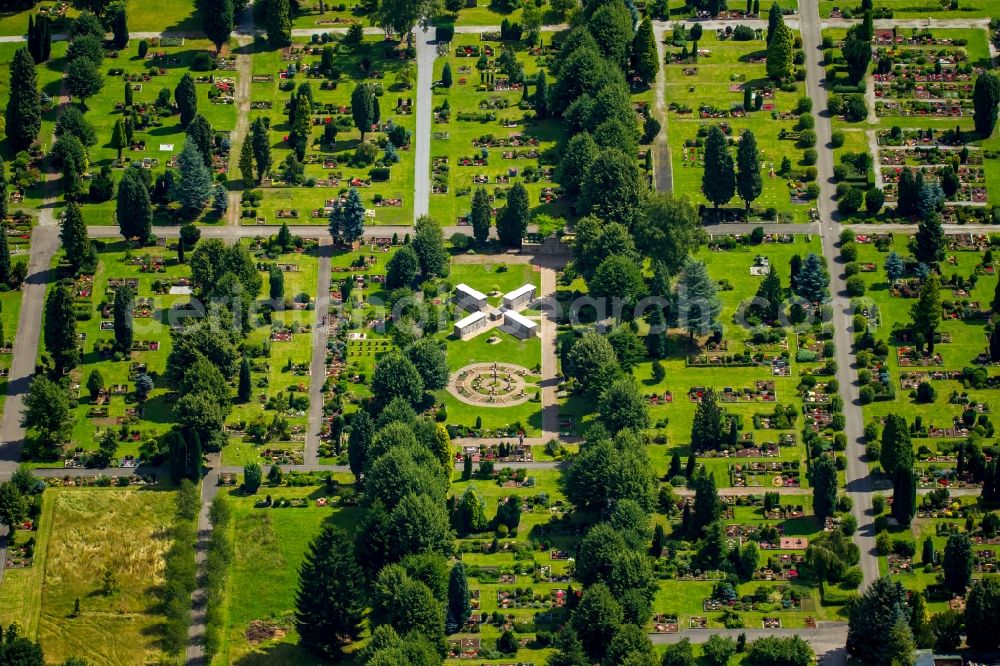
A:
[9,487,184,665]
[0,40,69,211]
[878,494,1000,615]
[818,0,996,19]
[649,493,839,630]
[323,240,403,403]
[662,26,816,221]
[222,235,322,467]
[62,37,239,226]
[558,235,834,480]
[429,32,567,228]
[444,469,572,662]
[849,233,1000,478]
[214,483,359,665]
[44,240,192,465]
[244,35,416,226]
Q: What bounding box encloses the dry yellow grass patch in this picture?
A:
[35,488,178,666]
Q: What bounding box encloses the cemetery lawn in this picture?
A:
[560,236,825,483]
[853,235,999,482]
[222,237,323,467]
[246,35,416,226]
[663,31,814,222]
[882,496,995,615]
[0,489,54,636]
[290,3,363,29]
[824,27,999,206]
[76,37,239,226]
[215,485,361,666]
[1,40,68,216]
[0,2,196,35]
[818,0,995,18]
[32,487,178,665]
[40,240,189,465]
[429,32,570,229]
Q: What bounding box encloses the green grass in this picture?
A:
[558,237,824,478]
[818,0,995,19]
[429,32,572,228]
[47,241,192,461]
[222,237,322,466]
[663,31,813,222]
[217,485,361,665]
[247,35,416,226]
[853,235,1000,467]
[71,38,237,226]
[0,490,54,636]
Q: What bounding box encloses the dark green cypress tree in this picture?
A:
[736,129,762,212]
[111,7,129,49]
[113,283,135,352]
[250,117,272,181]
[167,430,188,483]
[185,113,214,167]
[44,286,79,373]
[766,3,782,43]
[347,409,374,481]
[497,181,529,247]
[5,47,42,151]
[702,125,736,211]
[0,156,8,224]
[238,357,252,403]
[41,16,51,62]
[174,73,198,128]
[116,167,153,241]
[186,429,203,479]
[0,232,11,287]
[60,201,90,272]
[892,466,917,527]
[27,14,37,63]
[470,187,491,246]
[446,561,471,633]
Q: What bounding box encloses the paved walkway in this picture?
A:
[413,26,436,220]
[799,0,878,588]
[538,259,561,441]
[304,237,332,465]
[652,25,673,193]
[184,465,221,666]
[0,68,68,476]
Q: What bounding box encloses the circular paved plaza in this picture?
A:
[447,362,533,407]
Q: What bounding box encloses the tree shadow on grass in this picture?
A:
[232,641,328,666]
